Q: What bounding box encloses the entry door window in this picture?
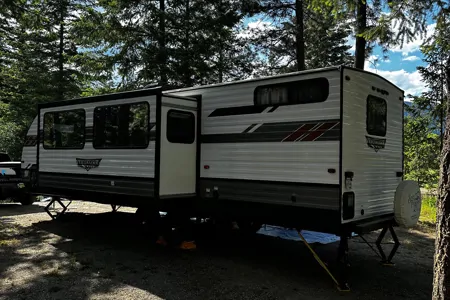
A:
[166,110,195,144]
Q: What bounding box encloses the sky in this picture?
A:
[361,22,436,99]
[241,15,437,100]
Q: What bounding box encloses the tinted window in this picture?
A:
[167,110,195,144]
[93,102,149,149]
[254,77,329,106]
[43,109,85,149]
[366,95,387,136]
[0,153,11,162]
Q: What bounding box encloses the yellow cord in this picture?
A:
[297,231,344,289]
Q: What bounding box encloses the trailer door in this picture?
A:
[158,96,198,198]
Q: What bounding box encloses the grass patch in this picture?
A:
[420,196,437,225]
[0,238,20,247]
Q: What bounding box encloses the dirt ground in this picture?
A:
[0,201,435,300]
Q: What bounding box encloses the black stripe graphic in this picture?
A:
[242,124,258,133]
[267,105,279,113]
[39,172,155,197]
[208,105,268,117]
[202,120,340,143]
[200,178,340,210]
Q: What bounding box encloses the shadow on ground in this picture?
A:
[0,202,44,217]
[0,208,435,300]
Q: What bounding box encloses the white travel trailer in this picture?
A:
[20,65,421,289]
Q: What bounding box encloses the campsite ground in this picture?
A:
[0,201,435,300]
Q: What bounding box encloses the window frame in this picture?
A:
[253,77,330,107]
[166,109,196,144]
[366,95,387,137]
[43,109,86,150]
[92,101,150,150]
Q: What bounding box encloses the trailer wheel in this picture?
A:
[19,194,36,206]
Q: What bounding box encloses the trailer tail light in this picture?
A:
[343,192,355,220]
[344,171,354,190]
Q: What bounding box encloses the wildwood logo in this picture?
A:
[76,158,102,171]
[365,136,386,152]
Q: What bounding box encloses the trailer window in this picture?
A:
[254,77,329,106]
[167,110,195,144]
[93,102,149,149]
[366,95,387,136]
[43,109,85,149]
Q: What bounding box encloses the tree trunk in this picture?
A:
[218,0,224,83]
[159,0,167,85]
[218,46,224,83]
[433,57,450,300]
[183,0,190,86]
[58,0,66,100]
[354,0,366,70]
[440,64,445,151]
[295,0,305,71]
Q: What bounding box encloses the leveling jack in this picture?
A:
[358,225,400,266]
[44,197,72,220]
[297,231,351,292]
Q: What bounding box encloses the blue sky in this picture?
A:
[241,14,436,99]
[360,21,436,98]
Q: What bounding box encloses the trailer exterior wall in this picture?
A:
[168,69,342,213]
[341,68,404,224]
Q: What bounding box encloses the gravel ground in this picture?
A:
[0,200,435,300]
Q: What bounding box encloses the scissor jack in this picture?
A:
[44,197,72,220]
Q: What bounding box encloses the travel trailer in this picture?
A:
[19,65,422,289]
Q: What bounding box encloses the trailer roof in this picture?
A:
[38,65,404,110]
[38,87,197,109]
[164,65,404,94]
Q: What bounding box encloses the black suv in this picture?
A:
[0,152,33,205]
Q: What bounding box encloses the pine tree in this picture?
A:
[404,100,440,189]
[309,0,434,69]
[416,11,449,151]
[245,0,352,74]
[0,0,88,157]
[74,0,253,89]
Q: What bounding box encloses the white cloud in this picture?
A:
[238,20,274,39]
[346,35,355,53]
[402,55,420,61]
[391,23,436,56]
[365,63,426,96]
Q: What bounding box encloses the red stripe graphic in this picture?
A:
[282,123,316,142]
[301,122,339,141]
[294,122,323,141]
